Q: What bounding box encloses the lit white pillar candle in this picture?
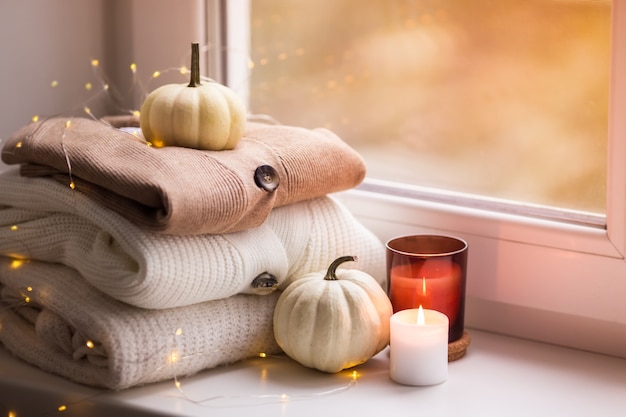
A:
[389,306,449,386]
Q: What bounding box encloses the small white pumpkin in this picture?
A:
[273,255,392,373]
[139,42,246,150]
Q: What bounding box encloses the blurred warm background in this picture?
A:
[249,0,611,214]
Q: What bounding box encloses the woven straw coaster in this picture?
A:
[448,331,471,362]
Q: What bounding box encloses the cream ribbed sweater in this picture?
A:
[0,257,280,389]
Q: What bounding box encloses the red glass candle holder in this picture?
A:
[386,235,468,343]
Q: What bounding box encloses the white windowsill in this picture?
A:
[338,186,620,258]
[1,329,625,416]
[333,187,626,358]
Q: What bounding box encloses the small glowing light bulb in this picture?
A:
[58,404,67,412]
[131,110,140,118]
[280,394,289,402]
[84,107,92,116]
[10,225,18,231]
[24,296,30,303]
[351,370,359,381]
[259,352,267,358]
[8,410,17,417]
[248,60,255,70]
[15,141,23,148]
[91,59,100,67]
[175,328,183,336]
[150,139,164,148]
[179,66,188,75]
[69,181,76,190]
[170,350,179,364]
[85,82,93,91]
[174,380,181,389]
[10,259,23,269]
[26,286,33,292]
[65,120,72,129]
[86,340,95,349]
[31,115,39,123]
[104,83,110,91]
[51,80,59,88]
[130,63,137,73]
[152,71,161,78]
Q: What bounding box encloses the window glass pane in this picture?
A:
[249,0,611,214]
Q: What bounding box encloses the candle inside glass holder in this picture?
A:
[386,234,468,343]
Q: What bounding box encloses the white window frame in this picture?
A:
[212,0,626,357]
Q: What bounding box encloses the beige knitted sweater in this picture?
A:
[2,117,367,235]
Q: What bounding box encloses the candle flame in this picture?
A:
[417,305,425,325]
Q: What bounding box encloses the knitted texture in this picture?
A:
[0,257,280,389]
[1,116,367,235]
[0,170,385,309]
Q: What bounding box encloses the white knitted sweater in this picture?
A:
[0,169,386,309]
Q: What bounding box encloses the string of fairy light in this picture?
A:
[0,45,361,416]
[0,269,361,414]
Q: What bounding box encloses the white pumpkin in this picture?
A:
[139,42,246,150]
[273,256,392,373]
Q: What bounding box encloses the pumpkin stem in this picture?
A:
[188,42,201,88]
[324,255,358,281]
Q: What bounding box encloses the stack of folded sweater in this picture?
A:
[0,116,386,390]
